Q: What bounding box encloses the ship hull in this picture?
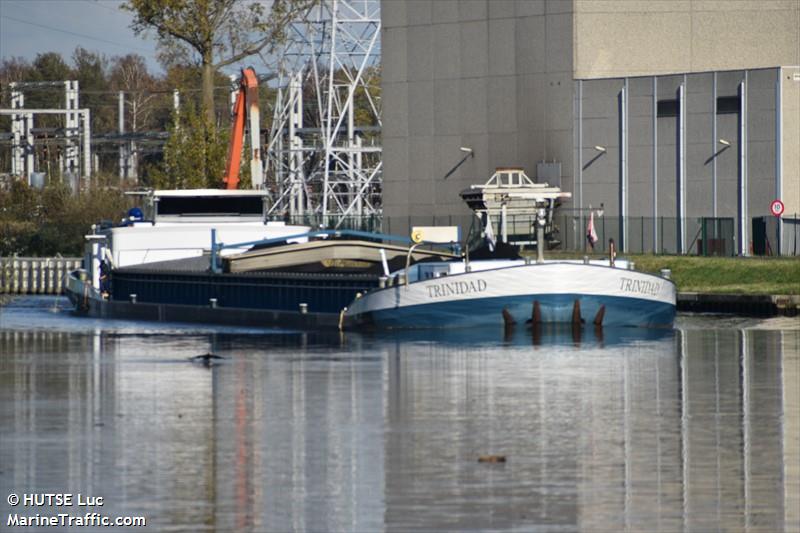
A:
[345,262,676,329]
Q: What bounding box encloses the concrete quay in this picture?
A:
[678,293,800,317]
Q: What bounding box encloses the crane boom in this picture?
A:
[223,67,263,189]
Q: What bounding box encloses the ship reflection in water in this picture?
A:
[0,297,797,531]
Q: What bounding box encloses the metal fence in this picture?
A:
[274,213,798,256]
[553,216,738,256]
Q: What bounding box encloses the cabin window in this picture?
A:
[157,196,264,216]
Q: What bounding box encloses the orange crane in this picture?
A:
[223,67,263,189]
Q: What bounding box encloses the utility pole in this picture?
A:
[119,91,127,179]
[10,83,24,178]
[64,80,80,175]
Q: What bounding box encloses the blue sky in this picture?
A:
[0,0,163,72]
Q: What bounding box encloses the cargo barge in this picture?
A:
[76,238,457,328]
[65,191,459,329]
[79,256,380,329]
[66,170,676,331]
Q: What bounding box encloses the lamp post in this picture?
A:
[443,146,474,180]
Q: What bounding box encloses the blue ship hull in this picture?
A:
[345,262,677,329]
[359,293,675,329]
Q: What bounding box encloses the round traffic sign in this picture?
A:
[770,199,784,217]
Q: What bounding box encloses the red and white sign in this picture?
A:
[770,199,784,217]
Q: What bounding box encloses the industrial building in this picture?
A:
[381,0,800,255]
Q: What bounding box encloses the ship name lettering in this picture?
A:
[619,277,661,296]
[426,279,487,299]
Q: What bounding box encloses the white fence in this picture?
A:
[0,257,81,294]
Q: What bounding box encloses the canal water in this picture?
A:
[1,296,798,532]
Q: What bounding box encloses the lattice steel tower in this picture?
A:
[264,0,381,228]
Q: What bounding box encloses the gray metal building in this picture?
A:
[381,0,800,255]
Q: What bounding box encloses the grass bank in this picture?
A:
[538,251,799,295]
[627,255,799,295]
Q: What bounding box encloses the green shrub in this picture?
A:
[0,181,129,256]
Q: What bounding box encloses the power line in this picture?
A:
[80,0,125,14]
[0,14,157,57]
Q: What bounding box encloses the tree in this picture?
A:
[123,0,315,123]
[0,56,33,88]
[0,181,128,256]
[25,52,72,112]
[109,54,161,132]
[72,47,114,133]
[150,103,231,189]
[32,52,72,82]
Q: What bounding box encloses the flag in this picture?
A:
[587,211,598,248]
[484,214,496,252]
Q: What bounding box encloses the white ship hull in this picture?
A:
[345,262,676,329]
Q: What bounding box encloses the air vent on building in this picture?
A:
[716,95,740,114]
[657,99,678,117]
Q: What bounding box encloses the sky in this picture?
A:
[0,0,163,72]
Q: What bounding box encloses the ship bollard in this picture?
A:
[209,298,218,308]
[660,268,672,280]
[129,294,137,304]
[299,303,308,314]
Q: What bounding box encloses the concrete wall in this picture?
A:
[576,67,798,254]
[382,0,576,230]
[381,0,799,253]
[779,66,800,255]
[574,0,800,79]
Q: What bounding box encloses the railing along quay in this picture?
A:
[0,257,81,295]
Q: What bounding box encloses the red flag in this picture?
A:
[587,211,598,247]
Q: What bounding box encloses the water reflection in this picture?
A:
[0,300,797,531]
